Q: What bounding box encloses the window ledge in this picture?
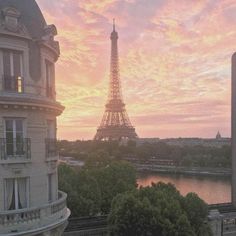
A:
[46,156,58,162]
[0,159,31,164]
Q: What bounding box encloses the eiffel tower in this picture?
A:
[94,20,138,141]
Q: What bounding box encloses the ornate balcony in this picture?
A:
[0,191,70,235]
[45,138,58,160]
[0,138,31,162]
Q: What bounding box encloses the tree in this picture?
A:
[95,161,137,214]
[182,192,211,236]
[58,164,101,217]
[58,160,137,217]
[108,183,211,236]
[84,150,111,169]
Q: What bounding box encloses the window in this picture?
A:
[45,61,54,98]
[5,178,29,210]
[5,119,24,156]
[47,120,56,139]
[46,120,57,158]
[48,174,53,202]
[3,50,23,92]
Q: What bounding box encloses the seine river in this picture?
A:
[137,173,231,204]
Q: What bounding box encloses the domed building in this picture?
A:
[216,131,222,140]
[0,0,70,235]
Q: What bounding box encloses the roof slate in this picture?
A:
[0,0,46,39]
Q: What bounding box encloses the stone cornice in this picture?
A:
[0,94,64,116]
[0,32,60,58]
[0,31,31,41]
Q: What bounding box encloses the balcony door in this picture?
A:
[5,178,29,210]
[5,119,25,156]
[3,50,23,93]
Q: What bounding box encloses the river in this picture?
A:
[137,173,231,204]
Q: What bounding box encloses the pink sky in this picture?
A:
[37,0,235,140]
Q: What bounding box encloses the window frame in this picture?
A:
[2,49,24,93]
[45,59,55,98]
[48,173,53,202]
[3,118,26,157]
[4,177,30,210]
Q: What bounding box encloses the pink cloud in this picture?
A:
[36,0,234,140]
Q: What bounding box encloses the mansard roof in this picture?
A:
[0,0,46,39]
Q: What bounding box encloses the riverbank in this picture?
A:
[134,163,231,177]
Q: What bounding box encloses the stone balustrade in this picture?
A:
[0,191,68,233]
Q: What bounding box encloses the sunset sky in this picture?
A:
[38,0,235,140]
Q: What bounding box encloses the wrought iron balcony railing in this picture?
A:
[45,138,58,159]
[3,75,24,93]
[0,138,31,161]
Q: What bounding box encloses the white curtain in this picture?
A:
[5,179,14,210]
[18,178,27,209]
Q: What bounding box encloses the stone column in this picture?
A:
[208,210,223,236]
[232,52,236,206]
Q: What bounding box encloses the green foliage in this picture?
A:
[94,161,137,214]
[58,140,231,168]
[108,183,211,236]
[84,150,111,169]
[58,161,136,217]
[183,193,210,235]
[59,164,101,217]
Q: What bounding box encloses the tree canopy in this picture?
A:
[58,160,136,217]
[108,183,212,236]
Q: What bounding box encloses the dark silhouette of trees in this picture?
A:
[58,140,231,168]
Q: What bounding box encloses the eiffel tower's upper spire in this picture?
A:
[110,18,118,40]
[113,18,115,31]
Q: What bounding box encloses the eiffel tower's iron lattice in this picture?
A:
[94,20,138,141]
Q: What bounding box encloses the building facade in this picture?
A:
[0,0,70,235]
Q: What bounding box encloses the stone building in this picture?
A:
[0,0,70,235]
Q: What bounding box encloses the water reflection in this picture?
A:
[137,173,231,204]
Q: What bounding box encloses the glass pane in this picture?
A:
[16,132,23,142]
[6,179,15,210]
[13,53,21,77]
[6,143,14,156]
[15,120,23,132]
[48,174,53,202]
[3,51,11,76]
[17,178,27,209]
[17,77,23,93]
[5,120,13,132]
[16,142,24,155]
[46,61,54,97]
[6,132,13,143]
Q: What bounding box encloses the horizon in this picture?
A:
[38,0,234,140]
[59,135,231,142]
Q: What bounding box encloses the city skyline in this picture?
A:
[38,0,234,140]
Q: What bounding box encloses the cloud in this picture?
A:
[36,0,235,140]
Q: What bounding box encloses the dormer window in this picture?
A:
[2,7,21,32]
[3,50,24,93]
